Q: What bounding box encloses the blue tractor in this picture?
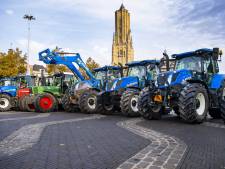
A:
[0,77,17,111]
[0,76,36,111]
[38,49,122,112]
[138,48,225,123]
[79,60,161,116]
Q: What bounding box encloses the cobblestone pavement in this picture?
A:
[117,119,186,169]
[0,112,149,169]
[138,116,225,169]
[0,111,225,169]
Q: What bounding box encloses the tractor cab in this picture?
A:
[0,77,17,87]
[125,60,160,88]
[157,48,222,88]
[93,66,122,89]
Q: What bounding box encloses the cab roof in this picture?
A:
[172,48,213,59]
[93,66,121,72]
[126,60,160,67]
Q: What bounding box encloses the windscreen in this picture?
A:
[175,56,201,72]
[128,66,146,78]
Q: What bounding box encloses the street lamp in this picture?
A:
[23,14,36,75]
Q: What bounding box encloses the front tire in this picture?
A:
[34,93,57,113]
[79,90,103,114]
[120,89,140,117]
[178,83,208,123]
[0,94,12,112]
[138,88,162,120]
[62,89,79,112]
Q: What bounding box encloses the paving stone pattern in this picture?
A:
[117,119,187,169]
[0,114,104,156]
[138,116,225,169]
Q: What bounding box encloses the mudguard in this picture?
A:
[210,74,225,89]
[106,76,139,92]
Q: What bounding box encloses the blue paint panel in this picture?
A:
[126,60,160,67]
[0,86,17,97]
[210,74,225,89]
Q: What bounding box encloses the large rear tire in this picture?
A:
[18,95,27,111]
[24,96,35,112]
[219,82,225,123]
[178,83,208,123]
[0,94,12,112]
[34,93,57,113]
[79,90,103,114]
[62,89,79,112]
[138,88,162,120]
[120,89,140,117]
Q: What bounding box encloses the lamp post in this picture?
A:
[23,14,35,75]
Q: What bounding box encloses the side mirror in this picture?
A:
[213,48,219,60]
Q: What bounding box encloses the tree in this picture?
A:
[80,57,100,79]
[46,64,68,74]
[0,48,27,77]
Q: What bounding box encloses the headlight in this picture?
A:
[167,74,173,84]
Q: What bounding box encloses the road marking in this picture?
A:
[0,113,50,122]
[0,111,31,115]
[0,115,105,156]
[117,119,187,169]
[202,122,225,129]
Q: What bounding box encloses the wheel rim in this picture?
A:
[151,104,161,113]
[130,95,139,112]
[87,96,96,110]
[195,93,206,116]
[0,98,9,109]
[104,104,114,111]
[39,96,53,110]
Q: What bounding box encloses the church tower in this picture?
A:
[112,4,134,65]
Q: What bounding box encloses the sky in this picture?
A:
[0,0,225,72]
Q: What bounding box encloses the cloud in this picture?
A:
[5,9,14,15]
[17,39,56,65]
[1,0,225,72]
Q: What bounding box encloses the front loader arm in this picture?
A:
[39,49,96,81]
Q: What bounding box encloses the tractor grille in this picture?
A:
[157,74,169,86]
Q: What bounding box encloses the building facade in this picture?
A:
[112,4,134,66]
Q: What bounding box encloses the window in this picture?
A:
[175,56,202,72]
[128,66,146,79]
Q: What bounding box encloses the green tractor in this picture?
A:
[20,72,77,112]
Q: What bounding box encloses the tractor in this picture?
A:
[0,76,36,112]
[38,48,122,113]
[79,60,161,116]
[18,72,76,113]
[138,48,225,123]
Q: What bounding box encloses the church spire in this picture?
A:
[120,3,125,10]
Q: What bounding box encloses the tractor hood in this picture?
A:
[157,69,192,88]
[74,79,101,92]
[106,76,139,92]
[0,86,17,96]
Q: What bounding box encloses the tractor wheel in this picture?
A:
[178,83,208,123]
[79,90,103,114]
[62,89,79,112]
[219,82,225,122]
[138,88,162,120]
[24,96,35,112]
[120,89,140,117]
[18,95,27,111]
[34,93,57,113]
[0,94,12,112]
